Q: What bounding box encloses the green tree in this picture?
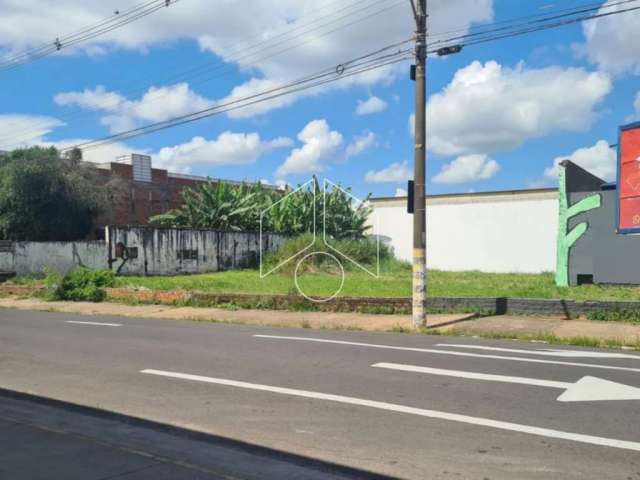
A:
[0,146,118,241]
[150,178,372,239]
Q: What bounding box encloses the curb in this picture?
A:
[4,285,640,317]
[106,289,640,317]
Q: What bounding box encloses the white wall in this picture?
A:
[370,190,559,273]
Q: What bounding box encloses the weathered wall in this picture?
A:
[2,228,286,277]
[108,227,286,276]
[11,241,107,276]
[0,241,14,272]
[369,189,559,273]
[0,253,13,272]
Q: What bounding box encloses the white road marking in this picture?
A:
[373,363,640,402]
[437,344,640,360]
[140,369,640,452]
[253,335,640,373]
[65,321,122,327]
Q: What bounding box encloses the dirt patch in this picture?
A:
[0,297,468,332]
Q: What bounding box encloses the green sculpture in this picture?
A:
[555,164,601,287]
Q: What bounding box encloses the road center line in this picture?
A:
[141,368,640,452]
[65,321,122,327]
[253,335,640,373]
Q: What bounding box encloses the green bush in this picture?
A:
[264,233,391,274]
[42,267,115,302]
[587,309,640,323]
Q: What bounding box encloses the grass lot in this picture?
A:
[113,263,640,301]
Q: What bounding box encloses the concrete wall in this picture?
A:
[370,189,559,273]
[107,227,286,276]
[0,244,15,272]
[2,228,286,277]
[569,189,640,285]
[11,241,107,277]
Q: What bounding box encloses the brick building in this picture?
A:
[92,154,268,237]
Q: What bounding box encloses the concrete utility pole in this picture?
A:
[411,0,427,328]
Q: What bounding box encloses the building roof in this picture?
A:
[89,158,278,189]
[371,187,558,205]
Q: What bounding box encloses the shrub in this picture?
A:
[264,233,391,274]
[587,309,640,323]
[42,267,115,302]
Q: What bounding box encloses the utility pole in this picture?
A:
[411,0,427,328]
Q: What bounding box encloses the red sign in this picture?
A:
[618,124,640,232]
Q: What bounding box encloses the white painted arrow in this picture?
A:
[373,362,640,402]
[436,344,640,360]
[254,335,640,373]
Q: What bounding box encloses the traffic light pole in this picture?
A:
[411,0,427,328]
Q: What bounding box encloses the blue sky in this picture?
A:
[1,0,639,199]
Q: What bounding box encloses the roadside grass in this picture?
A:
[437,329,640,351]
[113,259,411,298]
[110,266,640,302]
[387,324,640,350]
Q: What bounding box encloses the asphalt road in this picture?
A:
[1,309,640,479]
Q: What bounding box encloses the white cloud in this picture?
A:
[425,60,611,156]
[0,111,291,171]
[544,140,616,182]
[274,179,289,190]
[1,1,492,119]
[345,131,375,159]
[0,1,493,59]
[578,2,640,75]
[433,154,500,184]
[0,114,144,165]
[365,161,411,183]
[395,188,407,197]
[408,113,416,136]
[633,92,640,121]
[197,0,492,117]
[356,96,388,115]
[0,120,144,165]
[156,132,292,173]
[55,83,214,133]
[0,114,65,150]
[0,114,135,165]
[56,139,147,165]
[276,119,343,177]
[216,77,304,120]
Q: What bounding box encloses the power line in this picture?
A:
[6,0,640,153]
[427,0,638,43]
[7,0,623,148]
[64,41,413,151]
[85,0,640,147]
[428,0,640,53]
[0,0,181,72]
[0,0,406,149]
